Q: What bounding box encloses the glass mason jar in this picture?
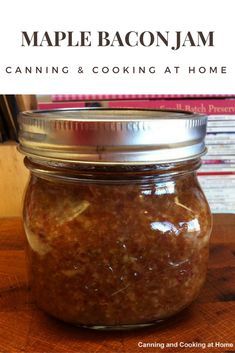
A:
[18,108,212,329]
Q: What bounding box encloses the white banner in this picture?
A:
[0,0,234,94]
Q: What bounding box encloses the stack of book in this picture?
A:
[199,114,235,213]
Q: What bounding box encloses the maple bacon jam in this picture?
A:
[18,108,212,329]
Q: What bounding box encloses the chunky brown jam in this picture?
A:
[23,161,212,328]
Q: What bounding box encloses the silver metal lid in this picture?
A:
[18,108,207,165]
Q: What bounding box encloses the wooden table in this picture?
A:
[0,216,234,353]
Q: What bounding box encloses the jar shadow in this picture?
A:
[40,304,195,341]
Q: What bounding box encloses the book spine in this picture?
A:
[108,99,235,115]
[52,94,235,102]
[38,102,85,109]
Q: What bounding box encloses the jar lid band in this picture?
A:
[18,108,207,165]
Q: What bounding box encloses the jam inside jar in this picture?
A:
[19,108,212,329]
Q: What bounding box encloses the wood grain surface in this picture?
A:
[0,215,234,353]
